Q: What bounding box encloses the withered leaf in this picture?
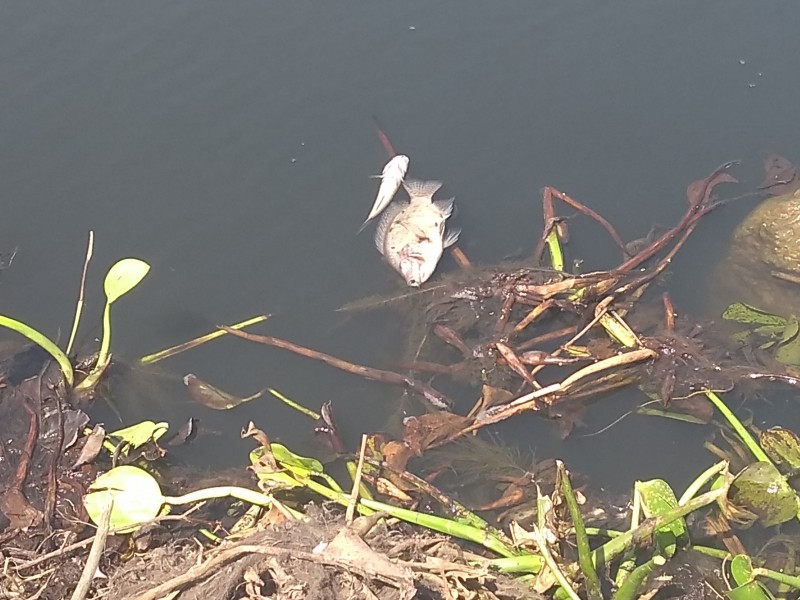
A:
[671,395,713,423]
[475,384,514,414]
[473,486,525,511]
[241,421,271,449]
[314,401,347,455]
[494,342,537,387]
[72,424,106,469]
[166,418,198,446]
[758,153,798,194]
[403,412,471,455]
[62,409,90,450]
[381,440,414,473]
[0,488,42,530]
[184,373,265,410]
[686,164,737,208]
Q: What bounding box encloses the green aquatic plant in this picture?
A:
[0,251,150,392]
[0,315,75,386]
[723,302,800,366]
[84,465,274,533]
[75,258,150,392]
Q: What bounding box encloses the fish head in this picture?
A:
[399,254,424,287]
[399,243,441,287]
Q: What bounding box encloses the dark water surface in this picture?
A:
[2,3,799,490]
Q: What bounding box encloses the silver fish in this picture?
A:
[358,154,410,233]
[374,179,460,286]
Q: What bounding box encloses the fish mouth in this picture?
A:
[399,254,425,287]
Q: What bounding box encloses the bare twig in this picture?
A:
[66,230,94,357]
[69,498,112,600]
[346,435,368,525]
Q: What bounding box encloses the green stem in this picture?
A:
[0,315,74,386]
[753,567,800,589]
[559,463,602,600]
[546,228,565,272]
[299,476,518,558]
[593,487,725,567]
[489,554,544,574]
[164,486,272,508]
[612,556,663,600]
[691,545,731,560]
[269,388,320,420]
[584,527,623,538]
[704,391,771,463]
[66,230,93,356]
[532,523,581,600]
[139,314,268,365]
[96,301,112,370]
[679,460,728,505]
[614,482,642,589]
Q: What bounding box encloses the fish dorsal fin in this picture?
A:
[434,197,455,219]
[402,179,443,200]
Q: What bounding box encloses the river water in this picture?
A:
[1,3,799,490]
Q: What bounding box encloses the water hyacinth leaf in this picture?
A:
[270,443,324,476]
[91,258,151,375]
[722,303,787,327]
[726,580,772,600]
[250,443,330,491]
[72,424,106,469]
[753,324,786,338]
[775,317,800,365]
[184,373,265,410]
[166,417,198,446]
[249,446,303,490]
[729,461,800,527]
[0,315,74,386]
[108,420,169,453]
[84,465,164,532]
[636,479,686,557]
[728,555,772,600]
[759,427,800,473]
[104,258,151,304]
[779,316,800,342]
[730,554,756,586]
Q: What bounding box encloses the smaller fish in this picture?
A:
[358,154,410,233]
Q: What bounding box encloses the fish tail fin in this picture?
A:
[443,228,461,248]
[403,179,442,199]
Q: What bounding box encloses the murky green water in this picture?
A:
[1,3,799,490]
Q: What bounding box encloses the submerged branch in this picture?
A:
[220,326,454,410]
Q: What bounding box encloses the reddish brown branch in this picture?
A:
[535,187,628,260]
[373,122,397,158]
[220,326,453,409]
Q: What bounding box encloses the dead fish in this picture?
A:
[375,178,460,286]
[358,155,410,233]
